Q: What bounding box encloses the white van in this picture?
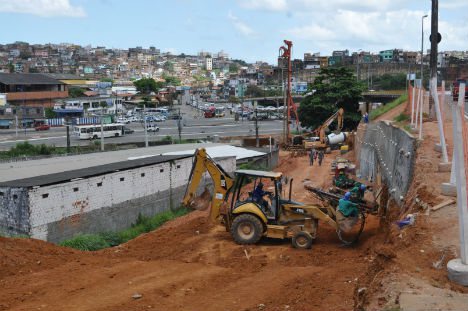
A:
[146,124,160,132]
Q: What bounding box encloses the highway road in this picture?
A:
[0,106,288,150]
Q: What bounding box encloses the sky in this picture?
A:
[0,0,467,63]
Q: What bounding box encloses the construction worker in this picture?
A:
[338,192,360,218]
[309,149,316,166]
[252,182,272,210]
[363,112,369,124]
[318,150,324,166]
[351,183,366,201]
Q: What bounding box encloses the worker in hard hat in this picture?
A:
[338,192,360,218]
[351,183,366,201]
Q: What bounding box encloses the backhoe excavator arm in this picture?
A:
[182,148,234,223]
[317,108,344,144]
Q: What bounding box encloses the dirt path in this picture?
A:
[374,101,407,122]
[0,151,385,311]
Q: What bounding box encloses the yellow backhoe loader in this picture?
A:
[182,148,366,248]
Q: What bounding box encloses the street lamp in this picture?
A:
[421,14,428,86]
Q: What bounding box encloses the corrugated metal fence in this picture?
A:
[357,121,417,206]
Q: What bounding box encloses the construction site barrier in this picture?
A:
[357,121,417,206]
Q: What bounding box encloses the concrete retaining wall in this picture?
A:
[357,121,416,205]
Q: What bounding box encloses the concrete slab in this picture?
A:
[438,162,452,172]
[441,183,457,197]
[434,143,442,152]
[400,293,468,311]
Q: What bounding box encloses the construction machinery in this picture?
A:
[303,108,349,150]
[182,148,366,248]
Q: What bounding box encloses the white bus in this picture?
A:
[73,123,124,140]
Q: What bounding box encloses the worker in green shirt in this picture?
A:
[350,183,366,201]
[338,192,359,217]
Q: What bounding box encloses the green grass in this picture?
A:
[369,94,408,121]
[0,141,121,160]
[393,112,410,122]
[59,207,190,251]
[238,161,268,171]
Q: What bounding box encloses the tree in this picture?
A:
[69,87,85,98]
[298,67,364,130]
[372,73,406,90]
[245,85,264,97]
[133,78,162,94]
[163,61,174,72]
[45,107,56,119]
[229,63,239,73]
[163,75,181,86]
[100,77,114,84]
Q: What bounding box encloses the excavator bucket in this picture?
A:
[187,188,212,211]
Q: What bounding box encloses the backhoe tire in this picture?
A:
[231,214,264,245]
[292,231,313,249]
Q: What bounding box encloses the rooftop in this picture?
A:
[0,143,225,183]
[0,154,191,188]
[44,73,85,80]
[0,73,64,85]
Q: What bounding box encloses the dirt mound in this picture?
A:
[0,236,80,279]
[187,188,212,211]
[0,146,404,311]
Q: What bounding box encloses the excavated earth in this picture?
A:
[1,116,467,310]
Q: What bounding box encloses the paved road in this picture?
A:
[0,105,287,150]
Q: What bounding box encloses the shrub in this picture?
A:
[394,113,410,123]
[59,234,110,251]
[60,208,190,250]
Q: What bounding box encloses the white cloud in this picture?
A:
[239,0,407,12]
[284,9,436,53]
[237,0,287,11]
[228,11,255,37]
[286,24,336,41]
[0,0,86,17]
[440,0,468,9]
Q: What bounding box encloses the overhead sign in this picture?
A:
[407,73,416,81]
[0,94,6,107]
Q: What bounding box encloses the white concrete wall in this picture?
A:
[27,156,236,241]
[28,157,193,240]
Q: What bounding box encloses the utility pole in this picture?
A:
[100,106,104,151]
[429,0,448,163]
[65,116,71,153]
[429,0,438,118]
[143,104,148,148]
[177,107,182,143]
[255,108,259,148]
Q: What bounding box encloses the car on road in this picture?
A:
[35,124,50,131]
[146,124,160,132]
[117,117,131,124]
[123,126,134,134]
[168,114,182,120]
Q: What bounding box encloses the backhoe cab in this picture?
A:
[183,148,365,249]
